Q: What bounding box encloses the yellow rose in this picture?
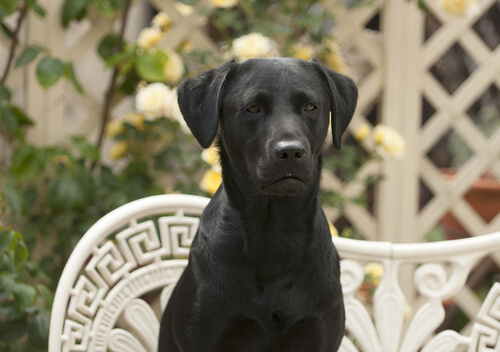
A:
[440,0,478,16]
[109,141,128,160]
[291,43,316,61]
[364,262,383,286]
[372,125,406,159]
[328,221,339,237]
[201,146,219,166]
[163,50,184,84]
[200,169,222,195]
[210,0,238,8]
[136,82,171,119]
[123,112,146,130]
[322,41,351,76]
[105,119,125,138]
[354,123,370,141]
[179,40,193,53]
[137,27,162,49]
[232,33,274,61]
[175,2,194,16]
[151,12,171,32]
[163,88,189,133]
[52,155,70,166]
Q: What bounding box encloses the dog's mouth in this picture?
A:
[270,174,304,185]
[260,173,306,196]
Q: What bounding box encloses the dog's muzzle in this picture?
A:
[257,139,313,196]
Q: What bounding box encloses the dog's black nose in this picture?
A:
[274,141,305,161]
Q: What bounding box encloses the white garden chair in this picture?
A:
[48,194,500,351]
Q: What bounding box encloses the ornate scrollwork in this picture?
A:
[86,240,136,289]
[340,259,365,296]
[413,262,468,300]
[423,283,500,352]
[117,220,169,265]
[60,212,197,352]
[340,259,383,352]
[159,215,199,258]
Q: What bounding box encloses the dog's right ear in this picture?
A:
[309,58,358,150]
[177,61,233,148]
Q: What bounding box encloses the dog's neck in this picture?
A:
[217,142,323,280]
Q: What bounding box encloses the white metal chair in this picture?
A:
[49,194,500,351]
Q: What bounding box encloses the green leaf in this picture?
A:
[63,62,84,94]
[1,181,25,215]
[35,284,53,307]
[97,34,119,60]
[36,57,64,89]
[0,275,15,292]
[104,44,136,68]
[118,71,140,95]
[48,174,87,211]
[0,106,21,137]
[10,105,34,126]
[10,144,47,181]
[92,0,114,18]
[135,49,168,82]
[425,227,445,242]
[0,318,27,342]
[15,45,44,67]
[61,0,87,27]
[13,236,28,269]
[70,135,99,161]
[99,165,119,186]
[0,82,11,102]
[31,3,46,16]
[12,283,36,313]
[0,228,15,252]
[0,0,21,16]
[109,0,127,9]
[1,22,13,38]
[28,310,50,347]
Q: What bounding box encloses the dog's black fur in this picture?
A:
[158,57,358,352]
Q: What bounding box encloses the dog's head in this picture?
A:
[178,57,357,196]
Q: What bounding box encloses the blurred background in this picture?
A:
[0,0,499,349]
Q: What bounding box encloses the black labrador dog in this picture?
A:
[158,57,357,352]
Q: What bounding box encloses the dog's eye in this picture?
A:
[304,104,317,112]
[246,105,261,113]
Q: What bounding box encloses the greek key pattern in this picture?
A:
[60,213,197,352]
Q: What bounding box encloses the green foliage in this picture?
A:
[64,62,85,94]
[14,45,46,68]
[1,125,205,306]
[0,84,34,141]
[135,49,169,82]
[36,57,65,89]
[60,0,129,27]
[61,0,88,28]
[0,0,21,17]
[0,227,51,352]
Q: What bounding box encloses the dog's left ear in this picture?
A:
[310,58,358,150]
[177,61,233,148]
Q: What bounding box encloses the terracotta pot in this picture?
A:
[440,169,500,240]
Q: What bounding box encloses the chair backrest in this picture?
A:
[49,194,500,352]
